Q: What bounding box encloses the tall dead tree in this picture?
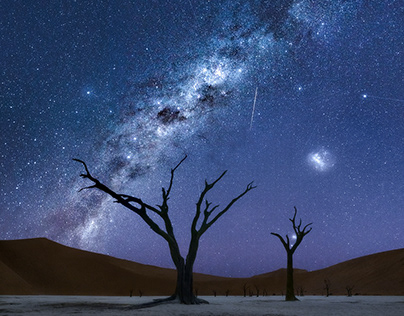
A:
[73,156,255,304]
[271,207,312,301]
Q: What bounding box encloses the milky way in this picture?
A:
[1,0,403,277]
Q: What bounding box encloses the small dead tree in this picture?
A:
[346,285,354,297]
[254,285,260,297]
[74,156,255,305]
[324,279,331,297]
[242,283,249,297]
[297,286,305,297]
[271,207,312,301]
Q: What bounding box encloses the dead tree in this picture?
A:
[242,283,249,297]
[73,156,255,305]
[297,286,305,297]
[346,285,354,297]
[324,279,331,297]
[271,207,312,301]
[254,285,260,297]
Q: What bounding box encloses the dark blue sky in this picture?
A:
[1,0,403,277]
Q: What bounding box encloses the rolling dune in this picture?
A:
[1,238,403,296]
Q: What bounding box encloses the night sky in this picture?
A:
[1,1,403,278]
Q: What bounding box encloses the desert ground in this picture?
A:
[0,295,403,316]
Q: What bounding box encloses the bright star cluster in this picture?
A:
[308,148,336,172]
[1,0,403,278]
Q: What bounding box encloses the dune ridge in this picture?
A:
[1,238,403,296]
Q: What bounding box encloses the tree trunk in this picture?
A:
[285,251,298,301]
[173,258,192,304]
[168,236,208,305]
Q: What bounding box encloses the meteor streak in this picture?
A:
[249,87,258,130]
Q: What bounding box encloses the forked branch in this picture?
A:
[198,180,256,236]
[73,158,172,243]
[271,206,312,253]
[160,155,187,213]
[290,206,312,238]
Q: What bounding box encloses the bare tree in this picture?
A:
[324,279,331,297]
[73,156,255,304]
[271,207,312,301]
[254,284,260,297]
[297,286,305,297]
[346,285,354,297]
[242,283,249,297]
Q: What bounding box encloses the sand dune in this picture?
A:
[1,238,403,296]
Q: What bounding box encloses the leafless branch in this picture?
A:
[73,158,172,243]
[200,181,256,234]
[272,206,312,253]
[166,154,187,197]
[78,184,97,192]
[271,232,288,250]
[191,170,227,234]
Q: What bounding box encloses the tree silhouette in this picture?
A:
[324,278,331,297]
[271,207,312,301]
[242,283,249,297]
[346,284,354,297]
[73,156,255,304]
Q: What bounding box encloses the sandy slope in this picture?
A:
[0,238,403,296]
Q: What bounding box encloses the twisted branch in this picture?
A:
[271,206,312,254]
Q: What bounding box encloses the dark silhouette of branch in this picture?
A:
[193,177,256,236]
[271,206,312,254]
[73,158,173,245]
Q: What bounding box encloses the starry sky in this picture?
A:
[1,0,403,278]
